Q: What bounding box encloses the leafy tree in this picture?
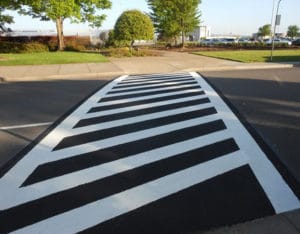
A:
[17,0,111,50]
[0,0,19,26]
[114,10,154,48]
[287,25,300,39]
[0,8,14,26]
[147,0,201,47]
[257,24,271,38]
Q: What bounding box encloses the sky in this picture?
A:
[4,0,300,36]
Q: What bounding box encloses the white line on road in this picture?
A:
[0,122,53,131]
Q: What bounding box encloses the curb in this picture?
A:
[1,71,125,82]
[0,63,296,82]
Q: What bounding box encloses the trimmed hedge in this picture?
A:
[198,42,290,50]
[0,36,91,52]
[0,42,49,53]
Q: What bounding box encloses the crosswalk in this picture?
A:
[0,72,299,233]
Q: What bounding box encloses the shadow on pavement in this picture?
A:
[203,75,300,191]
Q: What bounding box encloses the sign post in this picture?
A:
[270,0,283,62]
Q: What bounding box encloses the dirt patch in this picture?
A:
[0,57,8,61]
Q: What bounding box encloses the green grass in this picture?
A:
[0,51,108,66]
[193,50,300,63]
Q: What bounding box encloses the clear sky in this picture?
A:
[5,0,300,36]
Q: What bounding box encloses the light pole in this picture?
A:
[270,0,276,31]
[270,0,283,62]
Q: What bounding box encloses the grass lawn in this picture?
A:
[0,51,108,66]
[193,50,300,63]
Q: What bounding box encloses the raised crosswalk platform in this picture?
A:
[0,72,299,233]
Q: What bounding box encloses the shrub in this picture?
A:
[0,41,49,53]
[0,36,91,51]
[105,30,130,48]
[22,42,49,53]
[100,47,161,57]
[185,42,200,47]
[114,10,154,47]
[64,43,86,52]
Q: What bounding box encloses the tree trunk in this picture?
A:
[181,30,185,48]
[130,40,134,52]
[180,18,185,48]
[56,17,64,51]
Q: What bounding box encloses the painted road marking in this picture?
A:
[0,122,53,130]
[0,72,299,234]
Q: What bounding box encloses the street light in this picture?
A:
[270,0,276,31]
[270,0,283,62]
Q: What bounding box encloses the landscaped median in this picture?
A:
[0,52,108,66]
[193,50,300,63]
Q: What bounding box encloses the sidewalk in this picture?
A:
[0,51,298,82]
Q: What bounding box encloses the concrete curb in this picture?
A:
[0,71,125,82]
[1,63,296,82]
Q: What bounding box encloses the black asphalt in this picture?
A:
[202,68,300,183]
[0,79,110,168]
[0,70,299,233]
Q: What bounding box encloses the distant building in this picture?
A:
[0,26,56,37]
[189,26,211,41]
[0,24,13,36]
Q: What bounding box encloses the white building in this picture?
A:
[190,26,211,41]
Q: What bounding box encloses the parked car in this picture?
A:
[200,38,221,46]
[265,39,292,46]
[238,38,251,43]
[292,39,300,46]
[219,38,238,44]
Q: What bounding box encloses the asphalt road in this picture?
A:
[0,78,112,167]
[202,68,300,183]
[0,69,299,233]
[1,72,299,233]
[1,69,299,182]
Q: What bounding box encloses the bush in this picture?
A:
[105,30,130,48]
[22,42,49,53]
[197,42,290,50]
[0,42,49,53]
[64,42,86,52]
[100,47,161,57]
[185,42,200,47]
[0,36,91,52]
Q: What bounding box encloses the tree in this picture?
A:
[17,0,112,50]
[114,10,154,48]
[0,8,14,26]
[147,0,201,47]
[287,25,300,39]
[0,0,19,26]
[257,24,271,38]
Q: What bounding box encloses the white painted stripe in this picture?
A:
[104,83,199,98]
[119,76,192,84]
[0,102,214,191]
[94,88,202,108]
[0,122,53,130]
[0,75,129,189]
[1,130,232,209]
[190,72,300,213]
[47,114,222,163]
[12,152,248,234]
[124,73,189,80]
[115,77,193,87]
[84,93,205,118]
[63,103,214,137]
[112,79,195,91]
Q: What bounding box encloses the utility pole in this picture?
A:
[270,0,283,62]
[270,0,276,35]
